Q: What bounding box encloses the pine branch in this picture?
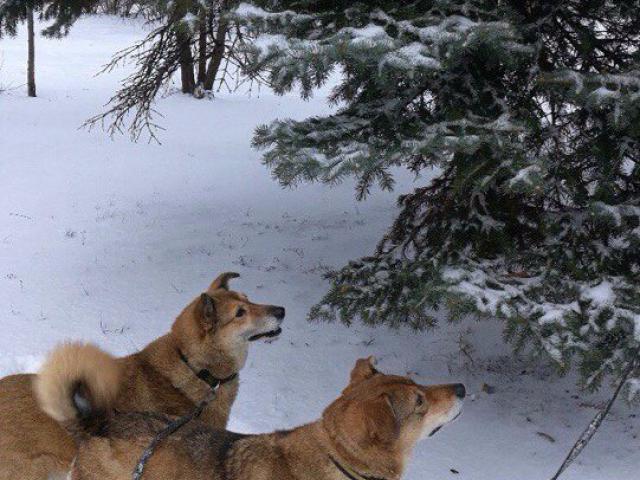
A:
[83,1,263,142]
[82,23,180,142]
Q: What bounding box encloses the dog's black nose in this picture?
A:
[453,383,466,399]
[271,306,285,320]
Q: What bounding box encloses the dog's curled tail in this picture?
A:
[34,342,122,438]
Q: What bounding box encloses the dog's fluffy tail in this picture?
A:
[34,342,122,438]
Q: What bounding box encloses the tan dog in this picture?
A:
[37,354,464,480]
[0,272,285,480]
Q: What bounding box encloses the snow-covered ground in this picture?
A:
[1,16,638,480]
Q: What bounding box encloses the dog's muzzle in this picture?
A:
[248,306,285,341]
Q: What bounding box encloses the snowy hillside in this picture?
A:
[0,16,637,480]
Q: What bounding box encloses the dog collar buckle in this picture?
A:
[178,350,238,391]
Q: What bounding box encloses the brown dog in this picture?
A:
[0,272,285,480]
[37,354,464,480]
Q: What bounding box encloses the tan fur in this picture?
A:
[35,343,122,425]
[0,272,285,480]
[47,358,464,480]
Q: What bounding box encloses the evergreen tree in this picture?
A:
[237,1,640,394]
[85,0,258,140]
[0,0,100,96]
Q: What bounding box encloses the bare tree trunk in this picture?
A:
[203,17,228,91]
[177,31,195,94]
[27,4,36,97]
[197,9,208,86]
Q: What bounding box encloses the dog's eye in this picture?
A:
[236,308,246,318]
[416,395,424,407]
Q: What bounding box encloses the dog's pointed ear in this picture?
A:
[349,356,379,386]
[196,293,218,331]
[208,272,240,292]
[364,393,400,445]
[328,392,399,449]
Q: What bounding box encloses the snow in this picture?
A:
[538,303,579,325]
[581,281,616,308]
[346,24,390,44]
[593,201,623,226]
[416,16,478,43]
[565,70,585,94]
[628,379,640,402]
[592,86,618,99]
[251,33,289,59]
[1,15,639,480]
[381,42,441,71]
[235,3,270,17]
[508,164,542,187]
[182,12,198,29]
[234,3,313,23]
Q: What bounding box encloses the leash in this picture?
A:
[549,350,639,480]
[132,352,238,480]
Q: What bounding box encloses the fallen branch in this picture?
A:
[549,350,639,480]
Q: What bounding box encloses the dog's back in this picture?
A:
[41,376,250,480]
[0,374,76,480]
[73,411,249,480]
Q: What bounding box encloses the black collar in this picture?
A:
[329,456,389,480]
[178,350,238,391]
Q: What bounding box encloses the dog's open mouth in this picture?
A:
[249,327,282,342]
[429,409,462,437]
